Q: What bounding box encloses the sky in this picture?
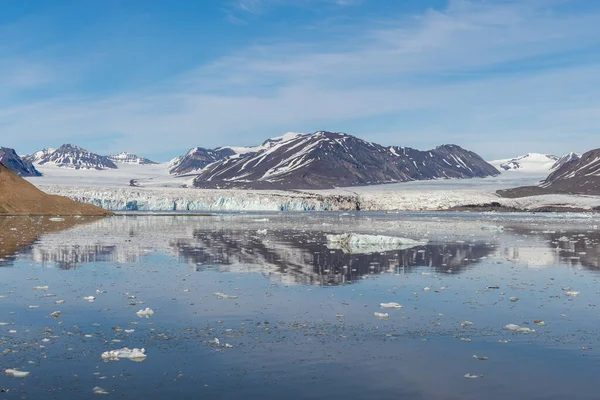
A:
[0,0,599,162]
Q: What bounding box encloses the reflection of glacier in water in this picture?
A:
[8,213,600,283]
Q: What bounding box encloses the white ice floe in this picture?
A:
[326,233,427,254]
[101,347,147,361]
[55,300,65,304]
[213,292,238,299]
[504,324,536,333]
[49,311,60,318]
[473,355,488,360]
[380,302,402,309]
[5,369,30,378]
[464,373,482,379]
[136,308,155,317]
[93,386,109,395]
[509,297,519,302]
[83,296,95,302]
[565,291,580,297]
[482,225,504,232]
[49,218,65,222]
[374,312,389,319]
[460,321,474,327]
[33,286,49,290]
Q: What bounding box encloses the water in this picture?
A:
[1,212,600,399]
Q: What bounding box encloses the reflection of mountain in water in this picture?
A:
[174,230,494,285]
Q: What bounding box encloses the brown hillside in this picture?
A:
[0,163,112,215]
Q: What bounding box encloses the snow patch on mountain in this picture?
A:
[108,152,157,165]
[488,153,558,174]
[25,144,117,170]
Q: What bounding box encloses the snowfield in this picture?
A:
[25,163,600,212]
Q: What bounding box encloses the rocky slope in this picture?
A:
[498,148,600,197]
[192,131,499,190]
[0,147,41,177]
[0,163,113,215]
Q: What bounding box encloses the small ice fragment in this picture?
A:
[256,229,267,235]
[509,297,519,302]
[28,305,39,309]
[482,225,503,232]
[49,218,65,222]
[101,347,147,361]
[93,386,109,395]
[565,291,580,297]
[423,287,431,292]
[136,308,154,317]
[96,290,105,294]
[380,302,402,309]
[5,369,30,378]
[534,320,546,326]
[8,330,17,334]
[473,355,488,360]
[460,338,472,342]
[504,324,536,334]
[125,329,135,333]
[49,311,60,318]
[33,286,49,291]
[374,312,389,319]
[460,321,473,327]
[55,300,65,304]
[213,292,238,299]
[464,373,482,379]
[224,343,233,348]
[209,338,220,346]
[83,296,95,302]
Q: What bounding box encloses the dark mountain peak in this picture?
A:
[0,147,41,177]
[26,143,117,170]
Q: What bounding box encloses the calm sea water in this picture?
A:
[1,212,599,399]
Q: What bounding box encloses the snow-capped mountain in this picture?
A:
[488,153,559,174]
[217,132,302,155]
[193,131,499,190]
[551,152,581,170]
[108,152,157,165]
[169,147,235,175]
[0,147,41,177]
[24,144,117,170]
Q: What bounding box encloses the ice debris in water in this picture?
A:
[49,311,60,318]
[509,297,519,302]
[473,355,488,360]
[326,233,427,254]
[504,324,536,334]
[380,302,402,309]
[55,300,65,304]
[213,292,238,299]
[209,338,220,346]
[534,320,546,326]
[460,321,473,327]
[33,286,48,291]
[481,225,503,232]
[93,386,109,395]
[49,217,65,222]
[83,296,95,302]
[374,312,389,319]
[256,229,267,235]
[423,287,431,292]
[565,291,580,297]
[5,369,30,378]
[136,308,154,317]
[101,347,147,361]
[464,373,483,379]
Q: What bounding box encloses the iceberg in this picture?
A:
[136,308,155,317]
[101,347,147,361]
[326,233,427,254]
[504,324,536,334]
[5,369,30,378]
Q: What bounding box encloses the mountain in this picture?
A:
[108,152,157,165]
[0,147,41,177]
[192,131,499,190]
[551,152,581,170]
[498,148,600,197]
[0,162,112,215]
[169,147,235,175]
[24,144,117,170]
[488,153,559,174]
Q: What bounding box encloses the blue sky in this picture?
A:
[1,0,599,161]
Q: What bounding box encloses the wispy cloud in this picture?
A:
[1,0,599,159]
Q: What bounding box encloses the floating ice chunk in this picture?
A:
[256,229,268,235]
[28,305,39,309]
[473,355,488,360]
[93,386,109,395]
[49,311,60,318]
[482,225,504,232]
[213,292,238,299]
[374,312,389,319]
[460,338,472,342]
[534,320,546,326]
[380,302,402,309]
[101,347,147,361]
[326,233,427,254]
[460,321,473,327]
[49,218,65,222]
[136,308,154,317]
[504,324,536,334]
[83,296,95,302]
[0,322,9,326]
[124,329,135,333]
[464,373,482,379]
[5,369,30,378]
[565,291,580,297]
[209,338,220,346]
[33,286,49,291]
[225,343,233,348]
[55,300,65,304]
[423,287,431,292]
[509,297,519,302]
